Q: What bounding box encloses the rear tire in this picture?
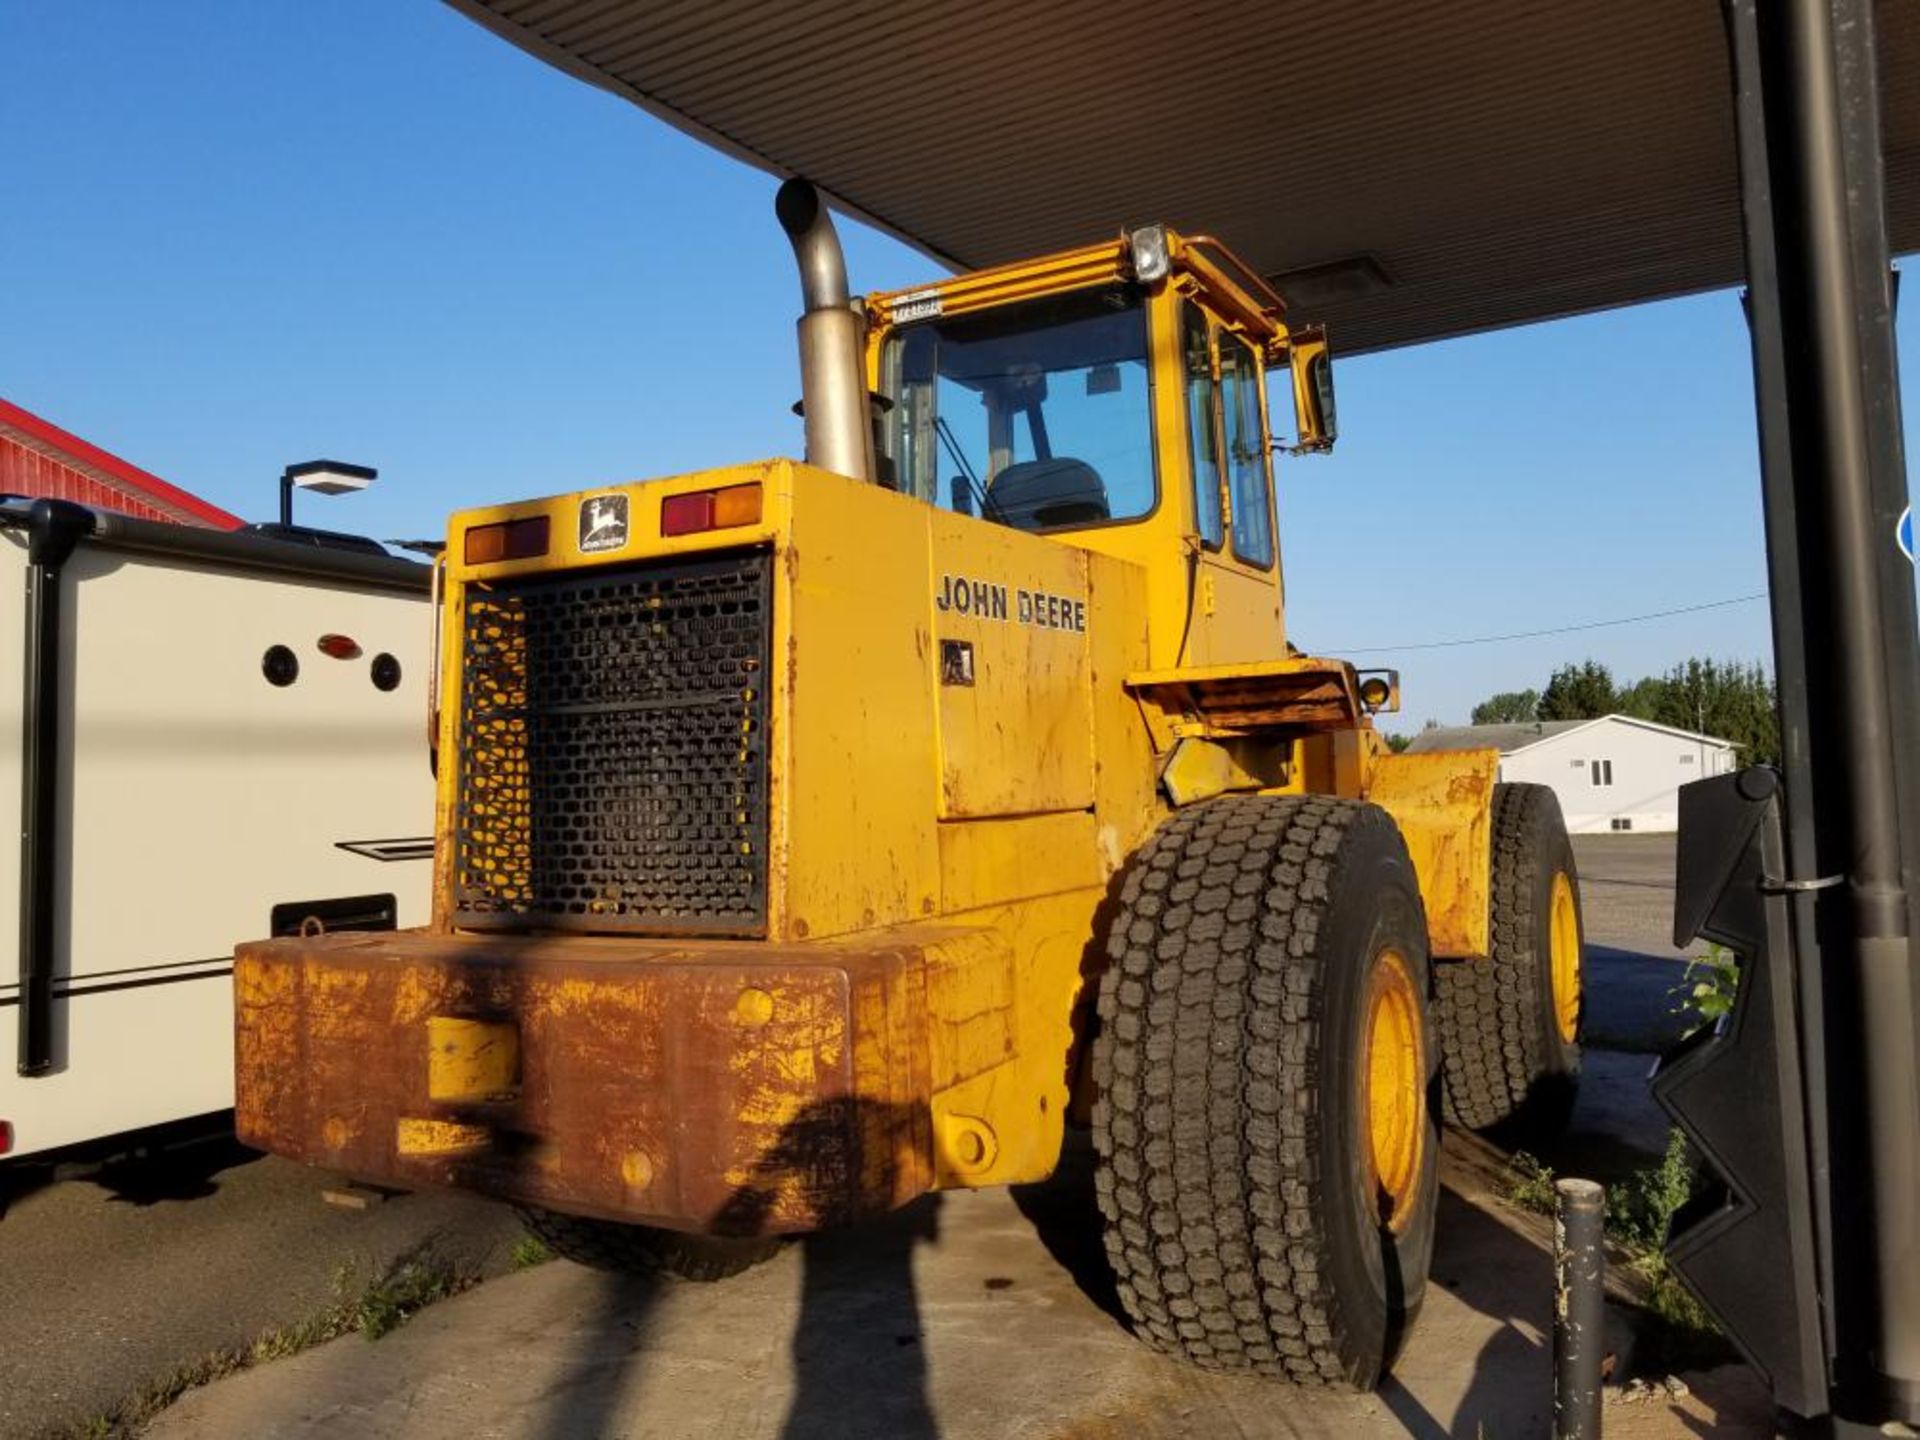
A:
[515,1208,782,1281]
[1432,782,1583,1135]
[1092,794,1438,1388]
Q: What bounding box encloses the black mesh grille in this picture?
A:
[453,551,772,934]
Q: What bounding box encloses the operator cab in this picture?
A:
[865,225,1337,667]
[879,285,1153,532]
[866,226,1336,557]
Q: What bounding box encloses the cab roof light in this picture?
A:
[1128,224,1171,284]
[661,483,763,537]
[463,515,550,566]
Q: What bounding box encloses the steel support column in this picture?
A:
[1728,0,1920,1422]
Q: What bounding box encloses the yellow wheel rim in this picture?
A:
[1364,948,1426,1235]
[1549,870,1582,1044]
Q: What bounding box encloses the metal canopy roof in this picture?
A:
[447,0,1918,353]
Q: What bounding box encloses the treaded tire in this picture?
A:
[515,1208,782,1281]
[1091,794,1439,1389]
[1432,782,1583,1135]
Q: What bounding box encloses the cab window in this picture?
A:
[1182,305,1224,549]
[1219,333,1275,568]
[881,286,1155,531]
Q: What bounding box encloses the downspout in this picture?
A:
[17,499,91,1077]
[775,178,876,484]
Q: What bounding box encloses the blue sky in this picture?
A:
[4,2,1914,725]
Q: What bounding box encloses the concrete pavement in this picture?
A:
[0,1138,523,1438]
[1572,834,1710,1052]
[1573,833,1698,965]
[133,835,1762,1439]
[6,834,1741,1438]
[144,1129,1766,1440]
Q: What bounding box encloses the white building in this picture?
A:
[1405,714,1739,834]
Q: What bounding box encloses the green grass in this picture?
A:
[509,1233,555,1271]
[56,1252,476,1439]
[1604,1129,1696,1250]
[1502,1151,1559,1214]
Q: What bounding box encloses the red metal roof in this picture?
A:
[0,398,243,530]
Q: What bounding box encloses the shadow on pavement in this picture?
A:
[533,1097,941,1440]
[1006,1121,1565,1436]
[91,1134,263,1206]
[1582,944,1699,1052]
[0,1120,260,1217]
[533,1269,664,1440]
[782,1200,940,1440]
[716,1098,940,1440]
[1009,1131,1125,1325]
[1415,1186,1554,1437]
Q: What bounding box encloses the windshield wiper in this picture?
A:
[934,416,1002,522]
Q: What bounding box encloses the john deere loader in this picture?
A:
[234,181,1584,1387]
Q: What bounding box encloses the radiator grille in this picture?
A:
[453,551,772,933]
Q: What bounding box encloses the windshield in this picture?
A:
[880,286,1155,531]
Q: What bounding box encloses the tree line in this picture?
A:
[1468,658,1779,764]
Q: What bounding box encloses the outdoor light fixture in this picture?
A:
[1266,255,1394,309]
[1127,224,1171,284]
[1357,670,1400,714]
[280,459,377,527]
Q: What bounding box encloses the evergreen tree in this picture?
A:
[1538,661,1618,721]
[1471,689,1540,725]
[1616,676,1667,721]
[1646,658,1779,765]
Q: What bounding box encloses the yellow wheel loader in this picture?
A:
[234,180,1585,1387]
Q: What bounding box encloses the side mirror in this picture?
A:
[1286,325,1338,454]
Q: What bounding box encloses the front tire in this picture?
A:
[1432,782,1583,1135]
[1092,795,1439,1388]
[516,1208,782,1281]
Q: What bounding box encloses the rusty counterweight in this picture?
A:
[236,927,941,1232]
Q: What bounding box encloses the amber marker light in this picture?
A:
[463,515,551,565]
[661,483,763,537]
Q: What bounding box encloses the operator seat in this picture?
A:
[985,458,1110,529]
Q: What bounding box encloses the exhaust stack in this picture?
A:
[776,179,876,485]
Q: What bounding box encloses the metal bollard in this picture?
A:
[1554,1177,1606,1439]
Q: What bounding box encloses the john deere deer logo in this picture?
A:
[579,493,629,554]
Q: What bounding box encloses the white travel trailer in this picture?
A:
[0,499,433,1159]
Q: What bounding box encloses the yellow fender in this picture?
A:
[1366,748,1499,960]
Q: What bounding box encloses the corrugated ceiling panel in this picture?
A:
[447,0,1920,353]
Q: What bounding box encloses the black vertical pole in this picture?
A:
[1553,1178,1605,1440]
[17,499,90,1077]
[1728,0,1920,1424]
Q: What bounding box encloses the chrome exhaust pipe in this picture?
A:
[776,178,875,484]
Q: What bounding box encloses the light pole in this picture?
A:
[279,460,376,528]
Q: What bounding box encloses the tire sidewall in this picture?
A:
[1315,814,1440,1383]
[1524,796,1583,1082]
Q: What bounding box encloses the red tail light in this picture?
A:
[0,1121,14,1156]
[661,483,763,537]
[317,633,362,660]
[463,515,551,565]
